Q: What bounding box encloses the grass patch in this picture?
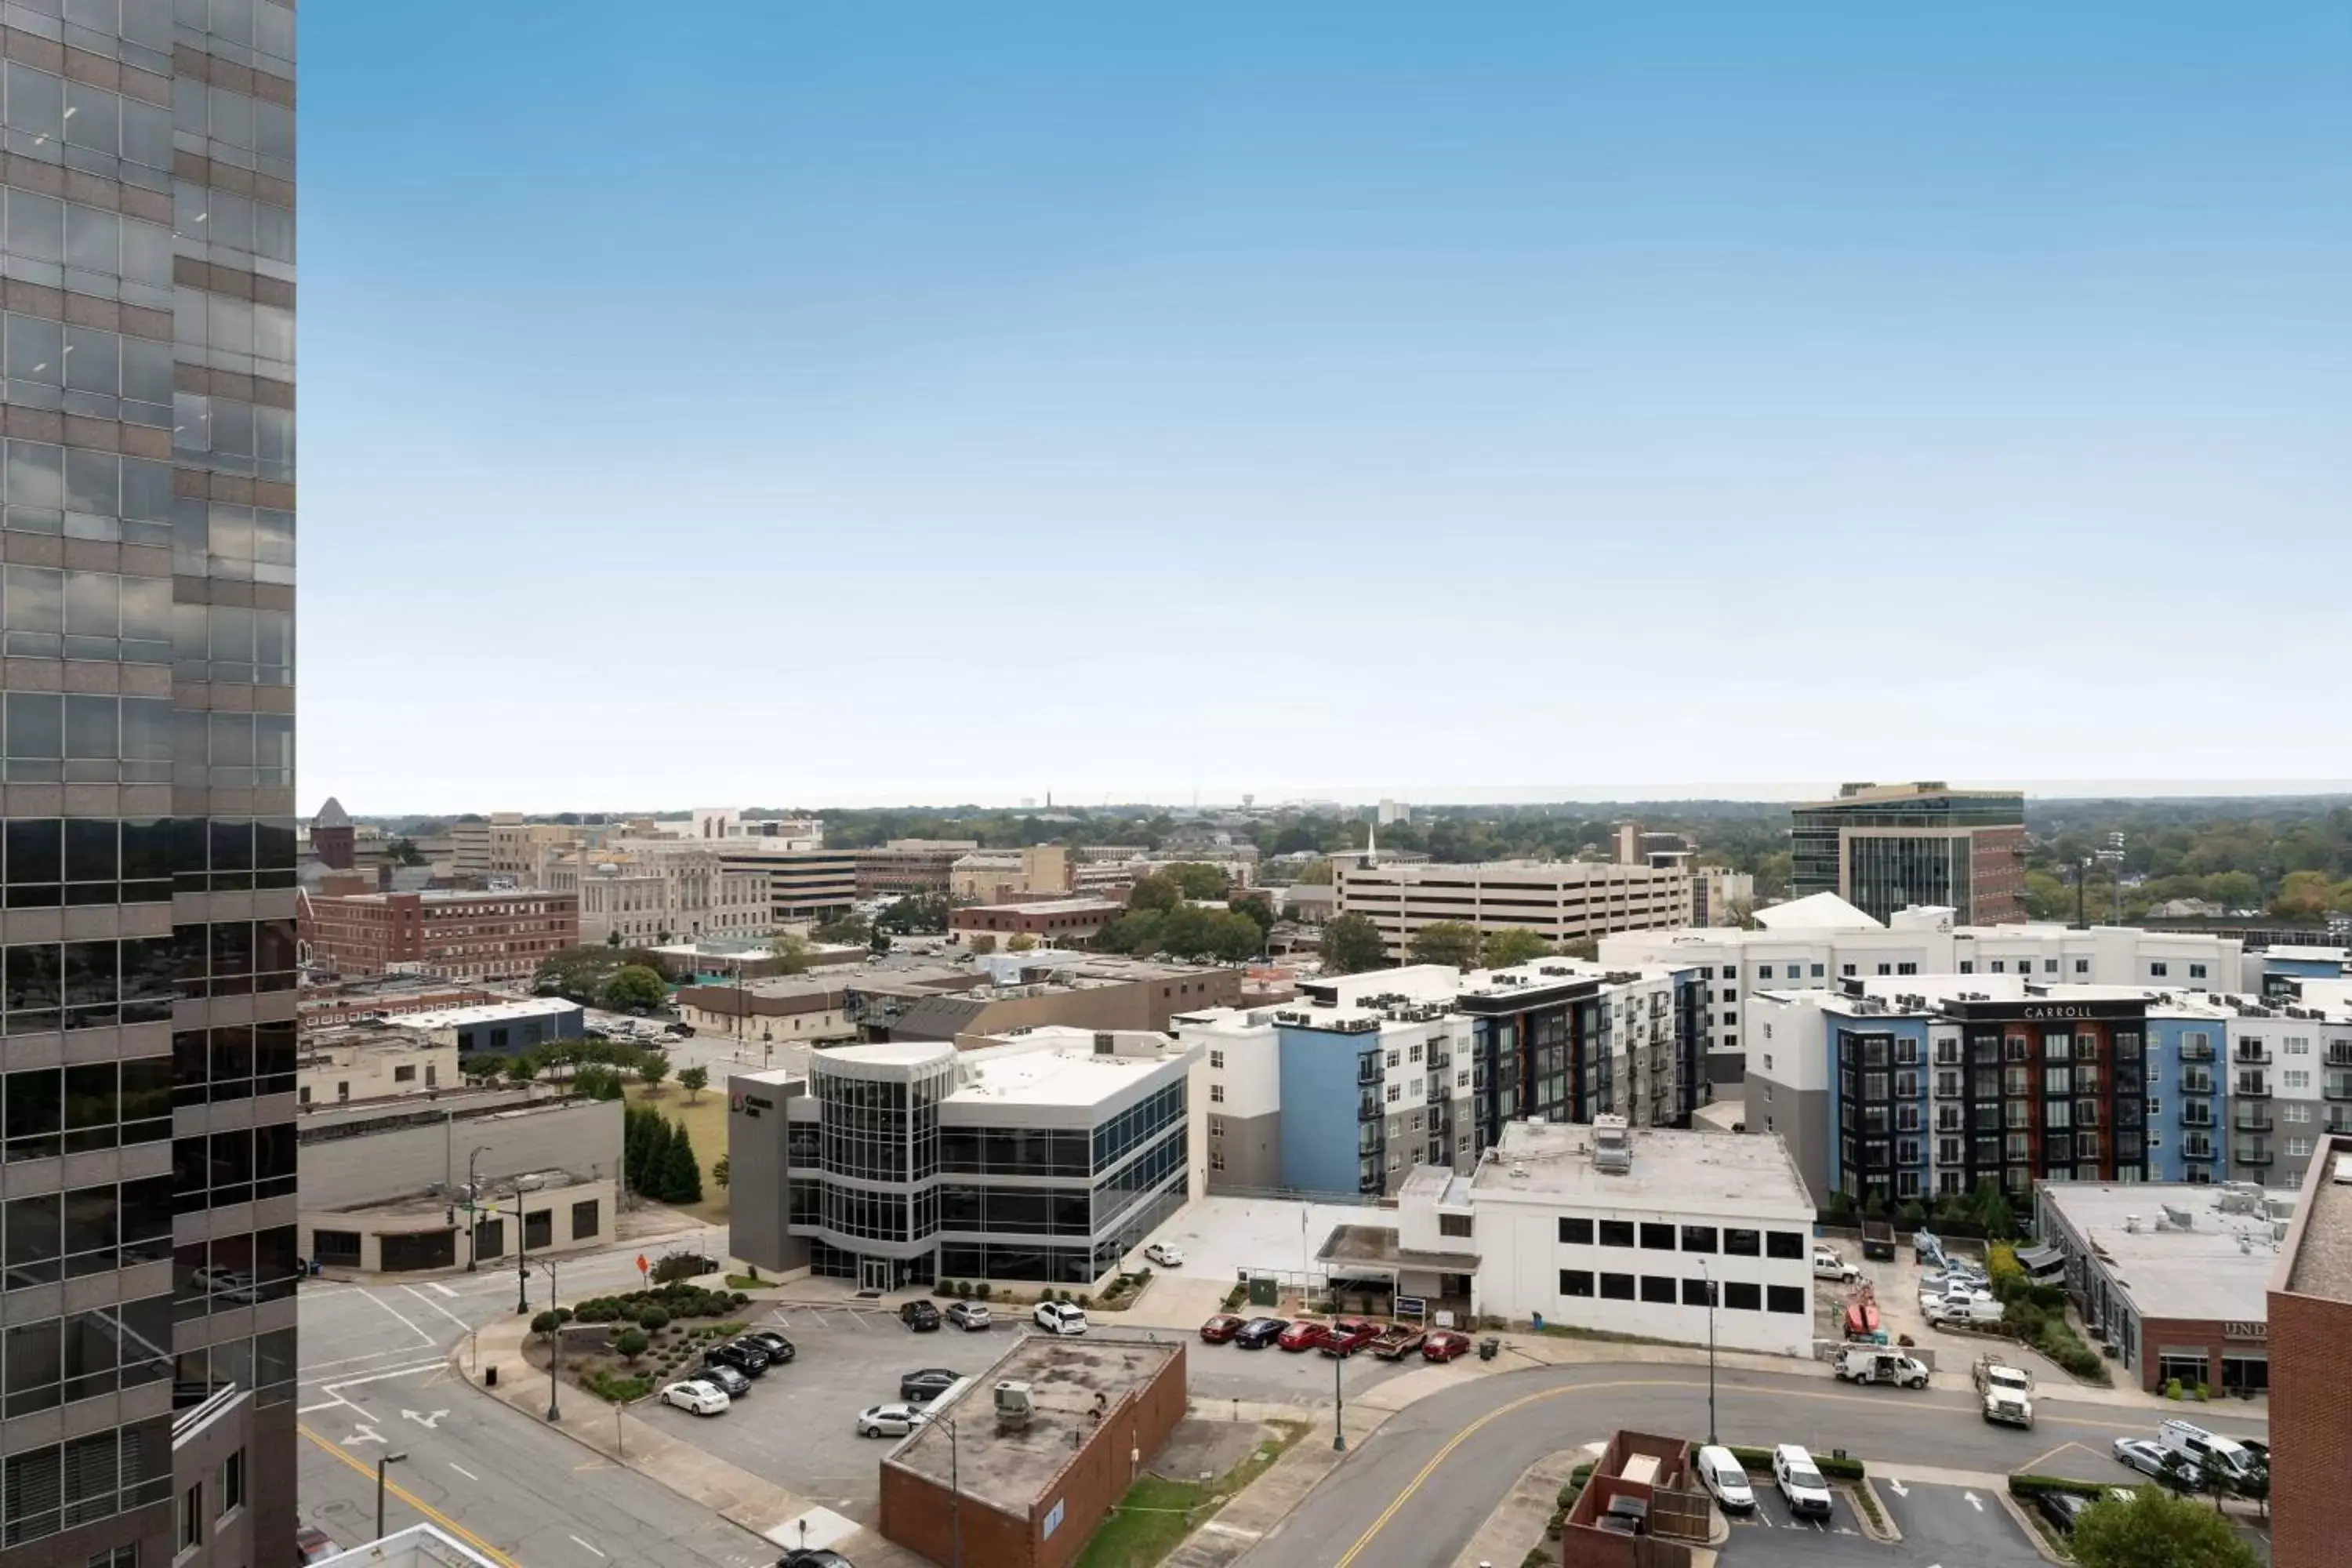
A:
[1073,1421,1309,1568]
[724,1275,764,1290]
[1536,1322,1695,1351]
[624,1083,730,1222]
[579,1369,655,1404]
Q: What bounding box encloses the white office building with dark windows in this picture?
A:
[726,1029,1200,1290]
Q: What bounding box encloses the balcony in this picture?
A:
[2329,1043,2352,1069]
[2233,1046,2273,1066]
[2178,1041,2215,1063]
[1358,1093,1382,1121]
[2178,1107,2215,1128]
[2232,1143,2274,1168]
[2234,1079,2272,1100]
[2325,1076,2352,1103]
[2179,1075,2216,1097]
[2232,1109,2273,1133]
[1356,1060,1383,1087]
[2327,1112,2352,1138]
[2180,1142,2216,1162]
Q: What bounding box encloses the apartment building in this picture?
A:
[1334,858,1692,961]
[300,890,580,983]
[1175,959,1704,1200]
[1789,782,2027,924]
[1602,900,2247,1084]
[0,4,303,1562]
[727,1029,1200,1290]
[852,838,978,895]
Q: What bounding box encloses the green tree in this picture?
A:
[387,836,426,866]
[1967,1175,2016,1240]
[530,1310,561,1339]
[968,934,997,955]
[661,1126,704,1204]
[605,930,622,948]
[678,1064,709,1102]
[612,1327,650,1363]
[1007,934,1038,952]
[535,945,666,1004]
[1127,873,1183,914]
[637,1052,670,1091]
[1164,862,1233,899]
[712,1155,730,1192]
[2069,1486,2259,1568]
[1406,920,1481,970]
[504,1054,539,1086]
[875,896,949,935]
[764,931,813,974]
[599,964,667,1012]
[1320,913,1387,975]
[1293,857,1334,886]
[1479,927,1555,968]
[1228,893,1277,935]
[810,916,873,946]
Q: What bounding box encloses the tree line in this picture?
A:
[624,1104,704,1205]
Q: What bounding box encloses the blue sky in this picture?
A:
[299,1,2352,814]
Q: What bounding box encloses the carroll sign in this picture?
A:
[2020,1002,2143,1021]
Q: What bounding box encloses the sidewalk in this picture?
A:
[458,1313,930,1568]
[1162,1405,1395,1568]
[1448,1446,1595,1568]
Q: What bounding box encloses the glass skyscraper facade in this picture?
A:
[2,2,295,1563]
[1790,785,2027,925]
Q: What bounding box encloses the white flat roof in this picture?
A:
[398,999,581,1029]
[954,1040,1192,1107]
[2040,1181,2294,1324]
[1753,892,1884,931]
[1472,1120,1812,1217]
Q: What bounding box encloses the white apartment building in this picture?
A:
[1602,898,2249,1086]
[1397,1117,1817,1357]
[1335,858,1693,962]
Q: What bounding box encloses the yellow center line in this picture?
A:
[1329,1375,2192,1567]
[297,1425,524,1568]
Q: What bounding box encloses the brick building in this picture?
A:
[880,1335,1186,1568]
[949,898,1127,944]
[300,889,579,983]
[2268,1132,2352,1568]
[854,838,978,895]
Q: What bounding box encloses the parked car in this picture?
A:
[1693,1445,1755,1513]
[706,1341,771,1377]
[2111,1438,2173,1480]
[2034,1490,2096,1537]
[743,1330,797,1363]
[1278,1320,1332,1353]
[1772,1444,1833,1520]
[696,1363,752,1399]
[1370,1326,1426,1360]
[775,1551,855,1568]
[296,1527,341,1564]
[900,1300,942,1333]
[1318,1319,1380,1357]
[1420,1330,1473,1363]
[944,1301,992,1331]
[1033,1301,1089,1336]
[1199,1314,1247,1344]
[2158,1418,2260,1483]
[1811,1247,1860,1283]
[855,1403,930,1438]
[1233,1317,1287,1349]
[899,1368,961,1403]
[1834,1348,1929,1388]
[1923,1294,2005,1327]
[1143,1242,1186,1268]
[661,1380,731,1417]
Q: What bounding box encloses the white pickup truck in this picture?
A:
[1813,1247,1860,1283]
[1973,1356,2037,1428]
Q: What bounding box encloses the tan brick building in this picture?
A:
[300,889,580,983]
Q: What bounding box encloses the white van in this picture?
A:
[2158,1419,2257,1482]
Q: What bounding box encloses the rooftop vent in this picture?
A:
[2160,1204,2193,1230]
[2335,1153,2352,1188]
[1592,1113,1632,1174]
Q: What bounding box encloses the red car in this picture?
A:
[1277,1319,1332,1352]
[1421,1330,1473,1363]
[1318,1318,1380,1357]
[1198,1314,1247,1344]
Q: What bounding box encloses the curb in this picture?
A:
[1850,1475,1901,1543]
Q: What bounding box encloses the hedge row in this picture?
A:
[2010,1472,2119,1501]
[1715,1444,1866,1482]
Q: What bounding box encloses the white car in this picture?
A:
[1810,1248,1859,1283]
[1772,1443,1834,1521]
[1033,1301,1089,1336]
[1143,1242,1186,1269]
[855,1403,930,1438]
[944,1300,992,1331]
[660,1380,729,1417]
[1693,1444,1755,1513]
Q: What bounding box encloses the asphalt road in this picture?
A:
[1236,1360,2269,1568]
[294,1224,777,1568]
[1879,1481,2042,1567]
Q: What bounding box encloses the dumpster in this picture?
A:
[1478,1337,1499,1362]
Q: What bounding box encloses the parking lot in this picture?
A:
[632,1298,1415,1520]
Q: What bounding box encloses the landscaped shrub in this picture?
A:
[1076,1294,1091,1309]
[977,1282,993,1301]
[956,1280,973,1299]
[2010,1473,2115,1501]
[637,1306,670,1333]
[2166,1378,2183,1399]
[934,1279,955,1298]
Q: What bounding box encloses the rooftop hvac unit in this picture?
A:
[2160,1204,2193,1230]
[993,1380,1034,1431]
[1592,1113,1632,1174]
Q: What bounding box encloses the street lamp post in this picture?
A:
[541,1258,562,1422]
[1333,1348,1347,1454]
[515,1185,531,1316]
[1698,1260,1718,1445]
[376,1451,408,1539]
[465,1145,493,1272]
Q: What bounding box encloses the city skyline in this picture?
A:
[297,0,2352,807]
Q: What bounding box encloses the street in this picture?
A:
[293,1224,777,1568]
[1237,1359,2269,1568]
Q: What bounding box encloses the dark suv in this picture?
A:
[900,1300,942,1332]
[706,1340,771,1377]
[743,1330,797,1363]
